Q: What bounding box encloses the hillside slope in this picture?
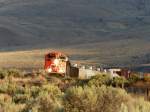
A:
[0,0,150,66]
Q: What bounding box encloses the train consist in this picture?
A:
[44,52,132,79]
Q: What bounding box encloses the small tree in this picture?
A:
[88,74,111,87]
[112,76,128,88]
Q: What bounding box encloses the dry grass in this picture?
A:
[0,48,96,69]
[0,38,149,69]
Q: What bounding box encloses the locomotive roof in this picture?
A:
[45,52,68,57]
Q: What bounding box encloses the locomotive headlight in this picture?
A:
[54,59,59,65]
[47,68,52,73]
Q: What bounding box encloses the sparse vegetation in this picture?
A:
[112,76,128,88]
[64,85,150,112]
[64,85,126,112]
[0,69,8,79]
[128,73,141,84]
[144,75,150,82]
[0,69,149,112]
[88,74,112,87]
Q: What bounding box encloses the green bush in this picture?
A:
[0,68,149,112]
[0,94,24,112]
[0,69,23,79]
[0,80,9,93]
[47,76,62,85]
[38,91,62,112]
[30,86,41,98]
[64,85,128,112]
[144,75,150,82]
[0,69,8,79]
[23,84,63,112]
[0,80,25,95]
[128,73,140,84]
[64,86,98,112]
[88,74,112,87]
[112,76,128,88]
[7,69,23,78]
[120,97,150,112]
[37,69,47,76]
[0,80,17,94]
[0,102,24,112]
[13,94,30,104]
[64,85,150,112]
[41,84,62,97]
[75,79,89,87]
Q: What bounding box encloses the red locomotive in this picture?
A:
[44,52,71,76]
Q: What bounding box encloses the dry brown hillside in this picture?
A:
[0,0,150,66]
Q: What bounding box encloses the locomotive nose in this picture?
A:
[53,59,59,65]
[47,68,52,73]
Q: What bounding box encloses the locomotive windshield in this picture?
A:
[47,53,56,59]
[59,56,66,60]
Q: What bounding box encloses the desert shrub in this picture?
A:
[64,85,150,112]
[112,76,128,88]
[64,86,150,112]
[13,94,30,104]
[0,80,17,94]
[0,102,24,112]
[0,80,9,93]
[0,68,23,79]
[23,84,63,112]
[144,75,150,82]
[96,86,128,112]
[59,78,79,91]
[15,86,26,94]
[5,82,24,96]
[64,86,98,112]
[0,94,12,104]
[0,69,8,79]
[0,69,149,112]
[0,94,24,112]
[62,78,77,85]
[64,85,128,112]
[120,97,150,112]
[75,79,89,87]
[30,86,41,98]
[38,91,62,112]
[128,73,140,84]
[7,83,19,95]
[0,80,25,96]
[37,69,47,76]
[23,93,62,112]
[7,69,23,78]
[88,74,112,87]
[41,84,62,96]
[133,98,150,112]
